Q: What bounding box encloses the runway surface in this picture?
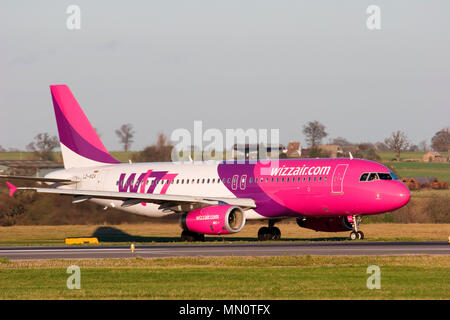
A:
[0,242,449,260]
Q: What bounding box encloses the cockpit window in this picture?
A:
[378,173,393,180]
[359,173,369,181]
[361,172,395,182]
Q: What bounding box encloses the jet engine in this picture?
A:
[180,205,246,235]
[296,216,353,232]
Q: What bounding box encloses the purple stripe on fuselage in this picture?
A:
[52,96,119,164]
[218,162,296,218]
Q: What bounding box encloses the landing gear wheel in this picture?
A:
[197,233,205,242]
[258,227,270,241]
[258,226,281,241]
[349,215,364,240]
[349,231,358,240]
[271,227,281,241]
[181,230,205,242]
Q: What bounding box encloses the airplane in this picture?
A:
[1,85,411,241]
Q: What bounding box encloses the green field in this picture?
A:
[0,151,137,163]
[0,255,448,299]
[385,161,450,183]
[378,151,449,161]
[0,152,61,161]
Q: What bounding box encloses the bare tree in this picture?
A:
[115,124,135,152]
[26,132,59,161]
[418,140,428,152]
[384,131,410,161]
[431,128,450,152]
[354,143,381,161]
[330,137,352,147]
[303,121,328,148]
[132,133,173,162]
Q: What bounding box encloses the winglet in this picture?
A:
[6,181,18,197]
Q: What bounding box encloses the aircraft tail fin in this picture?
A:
[50,85,120,169]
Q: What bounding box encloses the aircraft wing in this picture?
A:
[0,175,75,183]
[18,187,257,212]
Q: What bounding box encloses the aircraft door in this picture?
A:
[231,175,239,190]
[331,164,348,194]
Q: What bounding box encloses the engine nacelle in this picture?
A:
[180,205,246,235]
[296,216,353,232]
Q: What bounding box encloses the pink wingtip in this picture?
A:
[6,181,18,197]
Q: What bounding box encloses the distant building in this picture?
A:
[286,142,301,158]
[422,151,449,163]
[317,144,344,158]
[341,145,359,154]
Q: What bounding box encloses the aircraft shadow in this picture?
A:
[92,226,348,243]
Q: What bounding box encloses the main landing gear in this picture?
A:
[181,230,205,242]
[349,215,364,240]
[258,220,281,241]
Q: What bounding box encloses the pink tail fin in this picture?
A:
[50,85,120,168]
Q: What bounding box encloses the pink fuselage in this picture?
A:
[217,158,410,218]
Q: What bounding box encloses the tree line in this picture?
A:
[1,122,449,162]
[302,120,449,161]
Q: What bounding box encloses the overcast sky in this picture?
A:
[1,1,449,151]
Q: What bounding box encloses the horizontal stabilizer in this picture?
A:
[0,175,75,183]
[6,181,18,197]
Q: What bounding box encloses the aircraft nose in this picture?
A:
[397,182,411,206]
[388,181,411,209]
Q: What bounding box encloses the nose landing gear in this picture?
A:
[349,215,364,240]
[258,220,281,241]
